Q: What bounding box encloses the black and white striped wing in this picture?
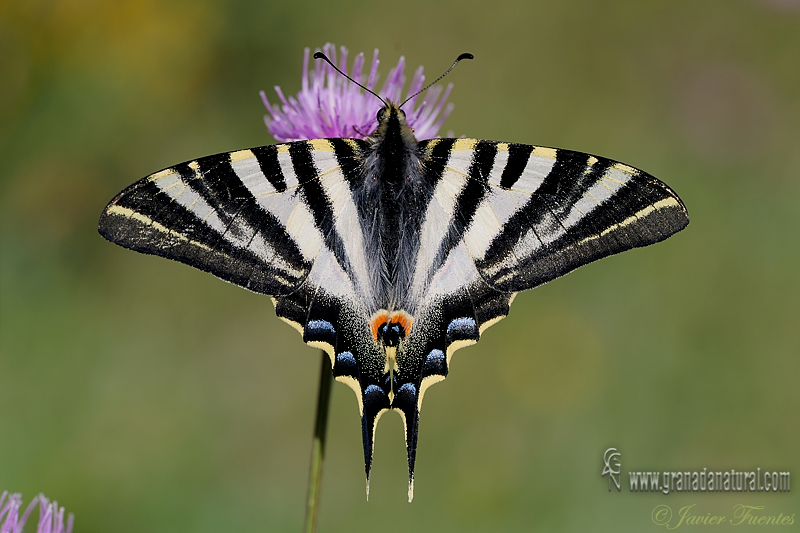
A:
[392,139,689,489]
[411,138,689,328]
[407,137,689,358]
[431,139,689,293]
[405,137,689,375]
[99,138,387,386]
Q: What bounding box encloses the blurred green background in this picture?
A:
[1,1,798,531]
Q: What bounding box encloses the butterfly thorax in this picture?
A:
[367,103,420,183]
[358,103,429,313]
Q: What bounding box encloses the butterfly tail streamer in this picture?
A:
[360,385,390,500]
[392,384,421,502]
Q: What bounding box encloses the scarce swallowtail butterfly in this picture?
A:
[99,51,689,501]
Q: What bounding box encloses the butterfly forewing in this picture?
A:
[101,147,310,295]
[416,140,689,294]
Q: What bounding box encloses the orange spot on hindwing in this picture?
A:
[393,311,413,338]
[369,309,414,346]
[370,310,390,341]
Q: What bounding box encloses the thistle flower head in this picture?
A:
[261,43,456,142]
[0,492,74,533]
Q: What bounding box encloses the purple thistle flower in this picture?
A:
[0,492,74,533]
[261,43,456,142]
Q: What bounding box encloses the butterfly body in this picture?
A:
[100,99,688,501]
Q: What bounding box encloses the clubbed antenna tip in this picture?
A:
[400,52,474,108]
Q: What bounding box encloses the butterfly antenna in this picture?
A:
[313,51,387,106]
[400,52,473,108]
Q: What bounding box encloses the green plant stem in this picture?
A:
[304,350,333,533]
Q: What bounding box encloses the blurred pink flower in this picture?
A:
[0,492,73,533]
[261,43,455,142]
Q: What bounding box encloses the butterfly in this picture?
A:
[99,52,689,501]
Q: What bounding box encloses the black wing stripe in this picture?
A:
[250,145,288,192]
[429,141,496,277]
[506,145,556,192]
[190,155,309,274]
[329,138,368,188]
[478,150,603,267]
[478,171,687,291]
[101,178,307,294]
[534,149,589,197]
[289,142,354,279]
[422,138,458,187]
[521,151,595,270]
[100,149,317,294]
[443,145,689,294]
[470,141,498,184]
[475,189,547,271]
[545,156,640,252]
[405,138,459,298]
[554,156,614,218]
[499,143,534,188]
[462,184,530,272]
